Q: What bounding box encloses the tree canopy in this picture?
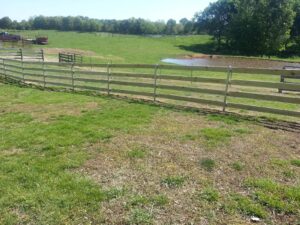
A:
[195,0,300,55]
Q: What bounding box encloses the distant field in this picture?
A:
[4,30,300,64]
[7,30,211,64]
[0,83,299,225]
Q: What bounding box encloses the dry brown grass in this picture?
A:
[76,111,300,225]
[3,102,99,123]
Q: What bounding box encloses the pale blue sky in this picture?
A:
[0,0,214,22]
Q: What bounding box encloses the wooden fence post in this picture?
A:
[71,63,75,91]
[42,62,46,88]
[279,75,284,93]
[0,59,3,77]
[153,64,159,102]
[22,60,25,83]
[107,62,111,95]
[222,65,232,112]
[20,49,23,61]
[279,66,285,93]
[2,59,6,80]
[41,49,45,62]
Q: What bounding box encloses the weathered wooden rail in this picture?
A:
[59,53,83,63]
[279,66,300,93]
[0,48,44,61]
[0,58,299,118]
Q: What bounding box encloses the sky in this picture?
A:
[0,0,214,22]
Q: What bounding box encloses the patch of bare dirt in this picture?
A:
[43,48,97,56]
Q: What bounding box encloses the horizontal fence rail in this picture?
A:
[0,58,299,118]
[0,48,44,61]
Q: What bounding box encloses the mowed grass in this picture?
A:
[7,29,300,63]
[0,83,158,224]
[14,30,211,64]
[0,83,300,224]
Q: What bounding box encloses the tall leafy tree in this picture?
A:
[264,0,295,55]
[165,19,177,34]
[0,17,13,29]
[228,0,267,54]
[290,0,300,47]
[195,0,236,50]
[196,0,296,55]
[180,18,194,34]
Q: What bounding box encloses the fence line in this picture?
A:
[0,58,299,118]
[0,49,44,61]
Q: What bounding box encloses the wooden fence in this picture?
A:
[59,53,83,63]
[279,66,300,93]
[0,58,299,118]
[0,48,44,61]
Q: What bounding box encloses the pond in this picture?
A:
[162,56,300,69]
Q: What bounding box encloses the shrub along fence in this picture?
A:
[0,58,299,118]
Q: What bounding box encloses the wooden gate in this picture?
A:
[59,53,83,63]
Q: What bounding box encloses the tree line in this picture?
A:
[194,0,300,56]
[0,16,194,35]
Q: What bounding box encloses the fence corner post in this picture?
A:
[153,64,159,102]
[223,65,232,112]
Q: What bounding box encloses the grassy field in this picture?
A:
[0,83,299,225]
[6,30,211,64]
[3,30,300,64]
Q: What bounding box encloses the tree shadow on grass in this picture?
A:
[177,42,239,56]
[177,42,300,59]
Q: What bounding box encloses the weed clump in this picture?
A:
[201,128,232,147]
[200,158,216,171]
[200,188,219,202]
[231,162,245,171]
[291,159,300,167]
[128,209,153,225]
[127,149,147,159]
[161,176,186,188]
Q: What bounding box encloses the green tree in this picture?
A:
[290,0,300,48]
[229,0,295,55]
[196,0,296,55]
[228,0,267,54]
[0,17,13,29]
[195,0,236,50]
[32,16,48,29]
[165,19,177,34]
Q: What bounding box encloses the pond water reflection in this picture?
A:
[162,57,300,69]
